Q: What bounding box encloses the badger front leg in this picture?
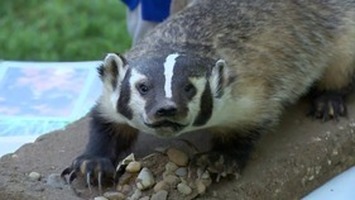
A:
[308,26,355,121]
[61,108,139,191]
[191,129,260,181]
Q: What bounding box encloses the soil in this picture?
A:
[0,97,355,200]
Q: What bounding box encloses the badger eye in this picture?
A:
[184,83,195,94]
[137,83,150,95]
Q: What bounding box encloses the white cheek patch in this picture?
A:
[163,53,180,98]
[187,77,207,119]
[97,86,126,123]
[190,77,207,93]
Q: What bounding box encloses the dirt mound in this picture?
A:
[0,98,355,199]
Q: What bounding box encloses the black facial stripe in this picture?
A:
[117,68,133,120]
[193,82,213,126]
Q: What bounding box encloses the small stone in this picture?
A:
[200,178,212,187]
[163,175,180,186]
[162,171,171,179]
[117,184,131,194]
[175,167,187,177]
[177,183,192,195]
[116,153,136,172]
[28,172,41,181]
[11,154,18,159]
[118,172,134,185]
[139,196,150,200]
[126,161,142,173]
[122,153,136,165]
[94,197,109,200]
[151,190,168,200]
[136,168,155,190]
[201,171,210,179]
[165,162,179,173]
[46,173,66,189]
[130,189,142,200]
[195,180,206,195]
[154,180,169,192]
[180,177,188,184]
[197,168,210,179]
[166,148,189,167]
[103,191,126,200]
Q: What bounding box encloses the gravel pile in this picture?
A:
[93,147,213,200]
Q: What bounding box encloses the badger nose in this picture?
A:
[156,104,177,117]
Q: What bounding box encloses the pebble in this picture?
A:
[139,196,150,200]
[122,153,136,165]
[162,171,171,180]
[116,153,136,172]
[177,183,192,195]
[118,172,134,185]
[136,167,155,190]
[126,161,142,173]
[166,148,189,167]
[28,171,41,181]
[164,162,178,173]
[197,168,210,179]
[103,191,126,200]
[200,178,212,188]
[196,169,212,187]
[163,175,180,186]
[153,180,169,192]
[175,167,187,177]
[151,190,168,200]
[201,170,210,179]
[94,197,109,200]
[195,180,206,195]
[11,154,18,159]
[46,173,66,189]
[130,189,142,200]
[117,184,131,194]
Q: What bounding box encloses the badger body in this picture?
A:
[63,0,355,185]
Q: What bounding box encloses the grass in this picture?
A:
[0,0,131,61]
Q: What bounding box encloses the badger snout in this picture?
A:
[143,99,188,134]
[155,102,177,117]
[147,99,178,120]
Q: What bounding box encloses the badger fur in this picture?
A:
[62,0,355,186]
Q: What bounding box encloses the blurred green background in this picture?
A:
[0,0,131,61]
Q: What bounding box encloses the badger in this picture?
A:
[62,0,355,188]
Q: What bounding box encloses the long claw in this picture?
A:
[98,171,103,194]
[87,172,92,193]
[61,167,71,177]
[68,170,77,184]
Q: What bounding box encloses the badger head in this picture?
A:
[97,53,233,138]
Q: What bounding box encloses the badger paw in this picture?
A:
[61,155,115,192]
[189,152,241,182]
[309,91,347,121]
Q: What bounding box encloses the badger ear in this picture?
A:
[98,53,128,91]
[210,59,228,98]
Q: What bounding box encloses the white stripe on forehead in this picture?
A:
[163,53,180,98]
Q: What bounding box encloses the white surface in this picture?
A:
[303,166,355,200]
[0,135,39,157]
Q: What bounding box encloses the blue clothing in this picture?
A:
[122,0,171,22]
